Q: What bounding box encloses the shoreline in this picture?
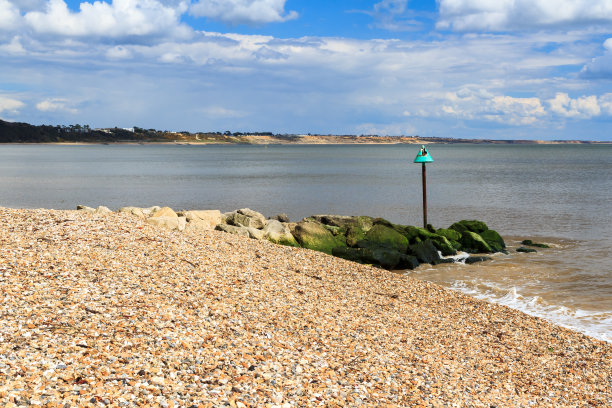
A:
[0,207,610,406]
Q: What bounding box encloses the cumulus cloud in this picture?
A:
[0,0,22,31]
[23,0,191,39]
[600,93,612,115]
[437,0,612,31]
[581,38,612,79]
[36,98,77,113]
[440,87,546,125]
[0,95,25,114]
[547,93,601,118]
[190,0,298,25]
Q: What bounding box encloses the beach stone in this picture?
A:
[459,231,493,253]
[183,210,222,230]
[408,239,442,265]
[150,207,178,218]
[480,229,506,252]
[291,221,345,254]
[263,220,300,247]
[516,247,537,253]
[215,224,251,238]
[118,206,146,219]
[76,205,96,213]
[146,216,185,231]
[362,224,409,253]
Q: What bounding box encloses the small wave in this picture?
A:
[449,281,612,343]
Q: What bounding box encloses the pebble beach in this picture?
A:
[0,208,610,407]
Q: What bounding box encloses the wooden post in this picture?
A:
[422,162,427,228]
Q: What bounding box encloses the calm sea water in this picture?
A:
[0,143,610,342]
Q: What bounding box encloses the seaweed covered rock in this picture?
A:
[450,220,489,234]
[263,220,300,247]
[408,239,442,265]
[332,247,419,270]
[291,221,346,254]
[361,224,409,253]
[435,228,462,242]
[459,231,493,253]
[516,247,537,253]
[480,229,506,252]
[521,239,550,248]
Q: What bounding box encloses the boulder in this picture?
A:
[146,216,186,231]
[269,213,290,223]
[332,247,419,270]
[291,221,345,254]
[430,235,457,256]
[521,239,550,248]
[118,206,146,219]
[311,215,374,231]
[263,220,300,247]
[215,224,250,238]
[450,220,489,234]
[151,207,178,218]
[459,231,493,253]
[480,229,506,252]
[96,206,113,214]
[465,256,492,264]
[408,239,442,265]
[516,247,537,253]
[226,208,267,229]
[183,210,222,230]
[142,206,161,217]
[435,228,462,242]
[246,227,265,240]
[346,226,367,247]
[76,205,96,213]
[361,224,409,253]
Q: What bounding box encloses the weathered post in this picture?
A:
[413,145,434,228]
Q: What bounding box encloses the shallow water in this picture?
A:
[0,143,610,341]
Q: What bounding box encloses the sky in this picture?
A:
[1,1,611,140]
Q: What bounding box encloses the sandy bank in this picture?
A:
[0,208,609,407]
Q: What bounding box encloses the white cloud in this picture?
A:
[0,95,25,113]
[600,93,612,115]
[438,87,546,125]
[36,98,77,113]
[190,0,298,25]
[581,38,612,79]
[437,0,612,31]
[547,93,601,118]
[23,0,191,39]
[0,0,22,31]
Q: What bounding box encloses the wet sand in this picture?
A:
[0,208,610,407]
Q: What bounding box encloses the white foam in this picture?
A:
[449,281,612,343]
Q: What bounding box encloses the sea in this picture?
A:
[0,143,610,342]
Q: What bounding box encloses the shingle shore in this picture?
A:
[0,208,610,407]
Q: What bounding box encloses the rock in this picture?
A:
[362,224,409,253]
[76,205,96,213]
[332,247,419,270]
[346,226,367,247]
[246,227,265,240]
[516,247,537,253]
[408,239,442,265]
[150,207,178,218]
[118,206,146,219]
[146,216,186,231]
[435,228,462,242]
[465,256,492,264]
[142,206,161,216]
[459,231,493,253]
[311,215,374,231]
[227,208,267,229]
[291,221,346,254]
[430,235,457,256]
[263,220,299,247]
[183,210,222,230]
[269,213,290,223]
[450,220,489,234]
[480,229,506,252]
[96,206,113,214]
[215,224,250,238]
[521,239,550,248]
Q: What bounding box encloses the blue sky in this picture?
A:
[1,1,611,140]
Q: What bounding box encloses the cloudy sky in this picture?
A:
[1,0,611,140]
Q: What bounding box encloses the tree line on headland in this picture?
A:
[0,119,604,144]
